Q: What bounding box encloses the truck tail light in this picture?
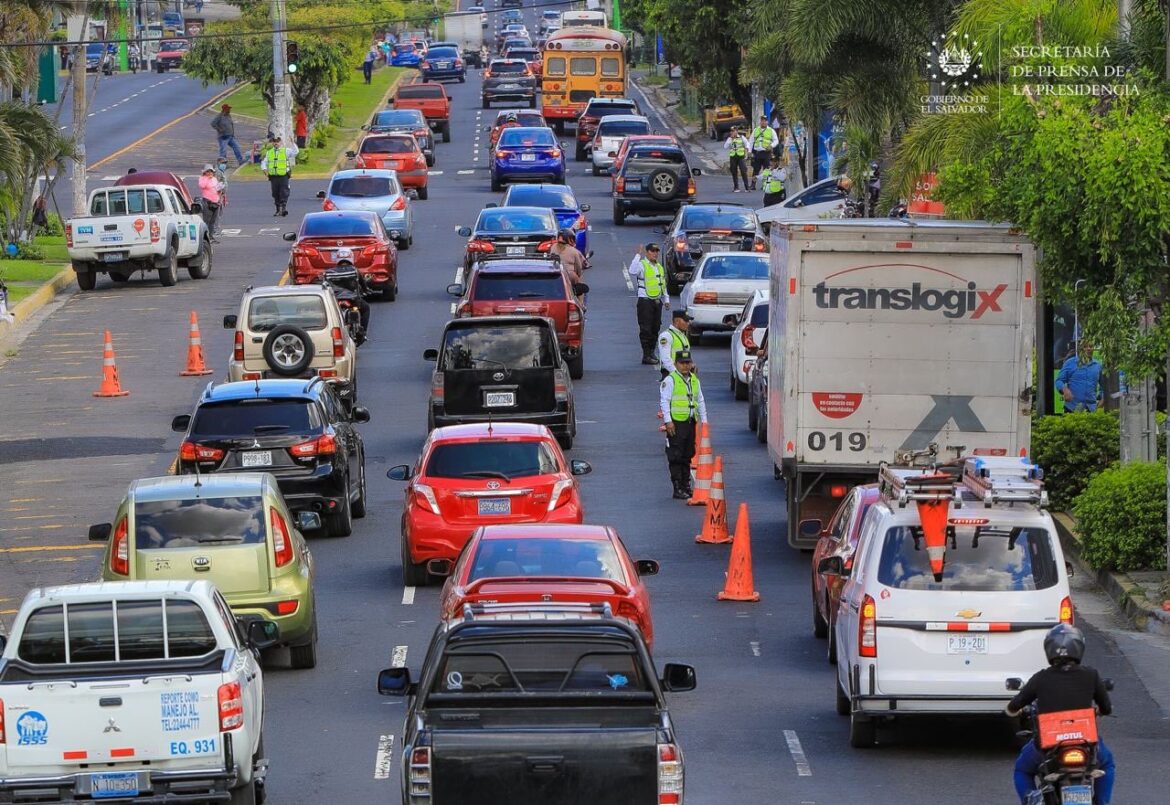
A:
[568,303,582,323]
[332,326,344,357]
[674,235,687,253]
[390,196,407,211]
[467,239,495,253]
[431,371,444,400]
[829,484,848,498]
[741,325,756,351]
[408,746,432,798]
[413,483,441,515]
[65,224,73,248]
[234,330,244,361]
[859,594,877,657]
[547,478,574,512]
[149,218,160,244]
[574,214,587,230]
[1059,596,1074,625]
[322,198,336,211]
[289,433,336,458]
[180,441,225,463]
[693,291,717,305]
[687,178,696,195]
[553,368,568,400]
[110,516,129,576]
[217,682,244,730]
[657,742,683,804]
[271,508,295,567]
[615,178,625,193]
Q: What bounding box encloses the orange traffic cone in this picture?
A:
[695,456,731,544]
[690,422,709,474]
[93,330,129,397]
[179,311,213,376]
[717,502,760,602]
[688,423,714,506]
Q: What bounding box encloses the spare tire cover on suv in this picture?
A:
[648,168,679,201]
[263,325,315,377]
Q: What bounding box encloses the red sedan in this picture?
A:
[347,133,429,200]
[808,484,880,661]
[284,210,398,297]
[386,423,591,586]
[434,523,659,648]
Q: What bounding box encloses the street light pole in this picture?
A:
[269,0,292,143]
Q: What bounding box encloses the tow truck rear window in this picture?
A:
[876,526,1060,592]
[134,497,266,548]
[434,640,648,694]
[473,272,565,301]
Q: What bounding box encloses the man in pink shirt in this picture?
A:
[197,164,223,241]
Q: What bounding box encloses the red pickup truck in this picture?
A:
[447,257,588,378]
[392,82,451,142]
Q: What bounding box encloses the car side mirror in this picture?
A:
[351,406,371,423]
[579,204,590,212]
[572,283,590,296]
[346,150,356,159]
[691,168,702,176]
[817,556,846,576]
[485,202,498,208]
[423,348,439,361]
[635,559,659,576]
[296,511,322,532]
[799,519,823,538]
[569,459,592,476]
[1005,677,1023,691]
[660,663,696,692]
[89,522,112,541]
[447,283,465,297]
[387,464,413,481]
[282,232,297,242]
[1065,561,1075,579]
[426,558,453,577]
[377,667,415,696]
[316,190,326,199]
[722,313,740,326]
[171,414,191,432]
[246,620,280,651]
[456,226,472,237]
[223,314,237,329]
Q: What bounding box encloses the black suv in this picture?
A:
[424,315,577,449]
[171,378,370,536]
[656,203,766,293]
[612,144,701,225]
[482,59,536,108]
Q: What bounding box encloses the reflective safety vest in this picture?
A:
[666,326,690,356]
[668,371,702,422]
[264,147,289,176]
[728,137,746,158]
[762,169,785,194]
[750,126,776,151]
[640,258,665,299]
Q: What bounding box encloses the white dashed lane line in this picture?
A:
[750,640,761,657]
[784,730,812,776]
[392,645,408,667]
[401,586,415,605]
[373,735,395,780]
[457,169,475,175]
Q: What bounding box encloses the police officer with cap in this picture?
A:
[627,242,668,364]
[660,349,707,499]
[657,309,692,378]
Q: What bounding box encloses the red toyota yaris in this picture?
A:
[387,423,590,586]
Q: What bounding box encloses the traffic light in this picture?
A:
[286,41,299,74]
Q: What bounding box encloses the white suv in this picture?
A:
[822,457,1074,747]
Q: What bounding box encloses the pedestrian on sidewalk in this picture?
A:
[660,350,707,499]
[657,309,692,379]
[628,243,669,365]
[723,126,750,192]
[261,135,294,217]
[760,155,787,208]
[748,115,778,190]
[197,164,222,241]
[211,104,246,166]
[294,106,309,149]
[1056,340,1103,413]
[362,47,377,84]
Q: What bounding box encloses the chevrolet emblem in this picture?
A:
[955,609,982,619]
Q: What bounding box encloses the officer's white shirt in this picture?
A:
[627,254,668,301]
[659,371,708,423]
[657,326,688,372]
[260,145,298,173]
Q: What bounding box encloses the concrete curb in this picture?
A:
[1052,511,1170,637]
[0,265,76,351]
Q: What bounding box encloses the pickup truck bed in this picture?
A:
[393,83,452,142]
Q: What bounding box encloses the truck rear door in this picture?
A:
[71,188,157,257]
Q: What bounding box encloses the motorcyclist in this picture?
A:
[323,264,370,342]
[1006,624,1115,805]
[127,42,140,72]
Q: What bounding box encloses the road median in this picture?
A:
[0,236,74,350]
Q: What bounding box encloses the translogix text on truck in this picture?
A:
[762,220,1036,548]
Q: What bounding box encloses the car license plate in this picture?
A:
[334,247,353,260]
[478,497,511,516]
[484,391,516,407]
[625,180,641,190]
[1060,786,1093,805]
[707,243,730,252]
[946,634,988,654]
[101,251,126,263]
[521,153,537,161]
[436,62,450,68]
[241,451,272,468]
[506,246,525,255]
[90,773,139,798]
[500,83,518,90]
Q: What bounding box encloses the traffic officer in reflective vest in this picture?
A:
[627,243,668,365]
[759,154,787,207]
[657,309,692,378]
[723,126,750,192]
[261,134,294,217]
[748,116,779,190]
[660,350,707,499]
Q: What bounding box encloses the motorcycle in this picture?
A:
[129,53,139,73]
[322,263,368,346]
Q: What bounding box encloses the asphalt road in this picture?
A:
[2,2,1169,802]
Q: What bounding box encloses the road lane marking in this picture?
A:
[401,586,416,605]
[101,175,120,180]
[623,269,633,292]
[750,641,760,657]
[457,169,475,175]
[783,730,812,776]
[392,645,408,667]
[0,544,103,554]
[373,734,395,780]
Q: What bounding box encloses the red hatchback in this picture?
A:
[386,423,591,586]
[347,134,429,199]
[808,484,881,661]
[284,210,398,297]
[433,524,659,648]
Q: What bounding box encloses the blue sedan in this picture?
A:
[390,42,421,67]
[502,184,590,254]
[491,127,565,191]
[420,46,466,82]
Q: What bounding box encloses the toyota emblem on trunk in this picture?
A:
[492,372,505,381]
[486,480,501,490]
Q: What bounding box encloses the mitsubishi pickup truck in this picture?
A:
[66,184,212,291]
[392,82,452,142]
[0,580,278,804]
[376,603,696,805]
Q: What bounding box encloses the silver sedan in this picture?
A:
[317,169,415,249]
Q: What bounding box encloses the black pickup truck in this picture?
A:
[376,604,696,805]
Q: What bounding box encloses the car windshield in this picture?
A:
[330,176,398,198]
[629,148,685,164]
[684,208,757,230]
[469,536,625,582]
[476,209,555,232]
[876,525,1060,592]
[133,497,266,548]
[498,128,555,148]
[426,441,558,479]
[160,40,188,50]
[442,324,556,369]
[191,399,315,435]
[491,61,528,74]
[246,295,328,331]
[432,639,648,695]
[361,137,414,154]
[302,215,380,237]
[598,120,649,137]
[699,255,769,280]
[371,110,420,127]
[505,186,575,208]
[473,273,566,300]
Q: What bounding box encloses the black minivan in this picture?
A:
[424,316,577,449]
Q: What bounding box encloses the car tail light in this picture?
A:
[322,198,336,211]
[413,128,429,139]
[1060,748,1087,767]
[1059,596,1074,625]
[687,178,696,195]
[693,291,717,305]
[242,371,262,381]
[615,178,625,193]
[294,244,320,260]
[537,239,555,252]
[495,149,513,159]
[859,594,877,657]
[741,325,757,351]
[149,218,160,243]
[548,148,562,158]
[65,224,73,248]
[455,301,471,316]
[289,433,336,458]
[415,154,427,169]
[467,239,495,253]
[483,69,492,78]
[233,330,245,361]
[332,326,344,357]
[753,237,767,252]
[430,371,444,400]
[217,682,244,730]
[574,214,587,230]
[110,516,129,576]
[547,478,574,512]
[674,235,687,253]
[657,742,683,804]
[830,484,848,498]
[271,508,295,567]
[413,483,441,515]
[568,303,582,323]
[275,600,299,616]
[616,600,640,620]
[408,746,432,798]
[390,196,407,211]
[180,441,224,463]
[361,243,381,258]
[554,368,569,400]
[354,156,367,169]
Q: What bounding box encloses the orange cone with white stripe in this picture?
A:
[916,498,950,581]
[717,502,760,601]
[179,311,213,376]
[688,423,714,506]
[695,456,731,544]
[93,330,129,397]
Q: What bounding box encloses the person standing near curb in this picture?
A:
[362,47,377,84]
[261,135,294,217]
[197,164,222,241]
[723,126,750,193]
[660,350,707,499]
[748,115,778,190]
[211,104,246,166]
[628,243,669,365]
[294,106,309,149]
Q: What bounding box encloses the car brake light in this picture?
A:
[467,239,495,253]
[271,507,295,567]
[547,478,574,512]
[741,325,756,351]
[322,198,336,211]
[657,742,683,804]
[859,594,877,657]
[332,326,344,357]
[149,218,160,243]
[615,178,625,193]
[289,433,336,458]
[548,148,561,158]
[568,303,582,323]
[413,129,429,138]
[233,330,245,361]
[554,368,568,400]
[409,746,432,798]
[354,157,366,169]
[295,244,320,259]
[218,682,244,730]
[430,371,444,400]
[361,243,382,258]
[674,235,688,253]
[830,484,848,498]
[693,291,717,305]
[687,178,696,195]
[110,516,129,576]
[537,239,555,252]
[415,154,427,169]
[753,237,767,252]
[275,600,299,615]
[495,149,513,158]
[413,483,441,515]
[390,196,407,211]
[1060,748,1087,766]
[65,224,73,248]
[180,441,225,462]
[574,214,587,230]
[1059,596,1074,625]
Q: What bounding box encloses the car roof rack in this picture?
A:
[878,455,1048,510]
[461,601,614,622]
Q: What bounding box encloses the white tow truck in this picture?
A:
[0,581,276,804]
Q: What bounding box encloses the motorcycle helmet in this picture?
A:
[1043,623,1085,665]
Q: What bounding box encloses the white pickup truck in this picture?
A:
[66,184,212,291]
[0,580,275,804]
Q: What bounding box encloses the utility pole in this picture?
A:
[268,0,292,144]
[69,12,89,218]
